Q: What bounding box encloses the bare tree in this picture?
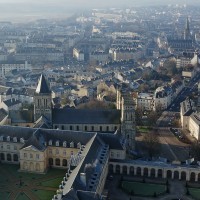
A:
[143,131,160,159]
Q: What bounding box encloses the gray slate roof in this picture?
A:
[52,109,121,125]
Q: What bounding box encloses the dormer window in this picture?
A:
[7,136,10,142]
[70,142,74,148]
[56,140,59,147]
[20,138,24,143]
[63,141,67,147]
[49,140,52,146]
[0,136,3,141]
[13,137,17,143]
[77,142,81,149]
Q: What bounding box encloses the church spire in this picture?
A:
[35,74,51,94]
[184,16,191,40]
[186,16,190,31]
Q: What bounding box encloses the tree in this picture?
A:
[143,131,160,159]
[135,107,143,126]
[147,111,159,126]
[190,142,200,161]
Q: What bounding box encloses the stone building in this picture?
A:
[34,74,136,150]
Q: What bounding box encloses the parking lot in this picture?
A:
[136,128,190,162]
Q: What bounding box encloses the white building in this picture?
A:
[0,61,31,77]
[137,93,154,111]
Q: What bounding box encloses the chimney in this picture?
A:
[80,173,86,187]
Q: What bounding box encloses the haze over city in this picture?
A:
[0,0,199,22]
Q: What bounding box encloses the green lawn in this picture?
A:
[0,191,10,199]
[0,164,66,200]
[122,181,166,196]
[189,188,200,200]
[41,177,63,188]
[137,126,152,133]
[32,190,56,200]
[16,193,30,200]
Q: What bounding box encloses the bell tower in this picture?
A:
[119,90,136,150]
[34,74,52,122]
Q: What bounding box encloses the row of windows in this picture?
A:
[49,149,74,156]
[1,145,17,151]
[54,125,118,132]
[24,153,40,159]
[110,152,121,158]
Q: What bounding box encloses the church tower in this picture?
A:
[184,17,191,40]
[34,74,52,122]
[119,90,136,150]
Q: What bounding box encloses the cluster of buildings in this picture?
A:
[0,74,135,199]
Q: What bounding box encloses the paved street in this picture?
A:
[167,73,200,112]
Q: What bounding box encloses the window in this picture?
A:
[100,126,102,132]
[36,154,39,159]
[106,126,109,132]
[70,126,73,130]
[91,126,94,131]
[30,154,33,159]
[63,141,67,147]
[13,137,17,142]
[7,145,10,150]
[111,152,114,157]
[14,146,17,150]
[56,141,59,147]
[61,125,64,130]
[70,142,74,148]
[24,153,27,158]
[76,126,79,131]
[56,149,59,155]
[85,126,87,131]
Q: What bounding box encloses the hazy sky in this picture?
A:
[0,0,199,22]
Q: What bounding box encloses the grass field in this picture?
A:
[189,188,200,200]
[16,193,30,200]
[0,164,66,200]
[32,190,56,200]
[137,126,152,133]
[41,177,64,188]
[122,181,166,196]
[0,192,10,199]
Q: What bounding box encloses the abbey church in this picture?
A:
[34,74,136,150]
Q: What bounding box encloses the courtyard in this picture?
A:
[0,163,66,200]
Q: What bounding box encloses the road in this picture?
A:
[158,129,190,162]
[136,128,190,162]
[167,72,200,112]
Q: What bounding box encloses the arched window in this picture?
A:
[55,158,60,166]
[1,153,5,160]
[49,158,53,166]
[106,126,109,132]
[62,159,67,166]
[7,154,11,161]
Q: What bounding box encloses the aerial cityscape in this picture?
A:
[1,1,200,200]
